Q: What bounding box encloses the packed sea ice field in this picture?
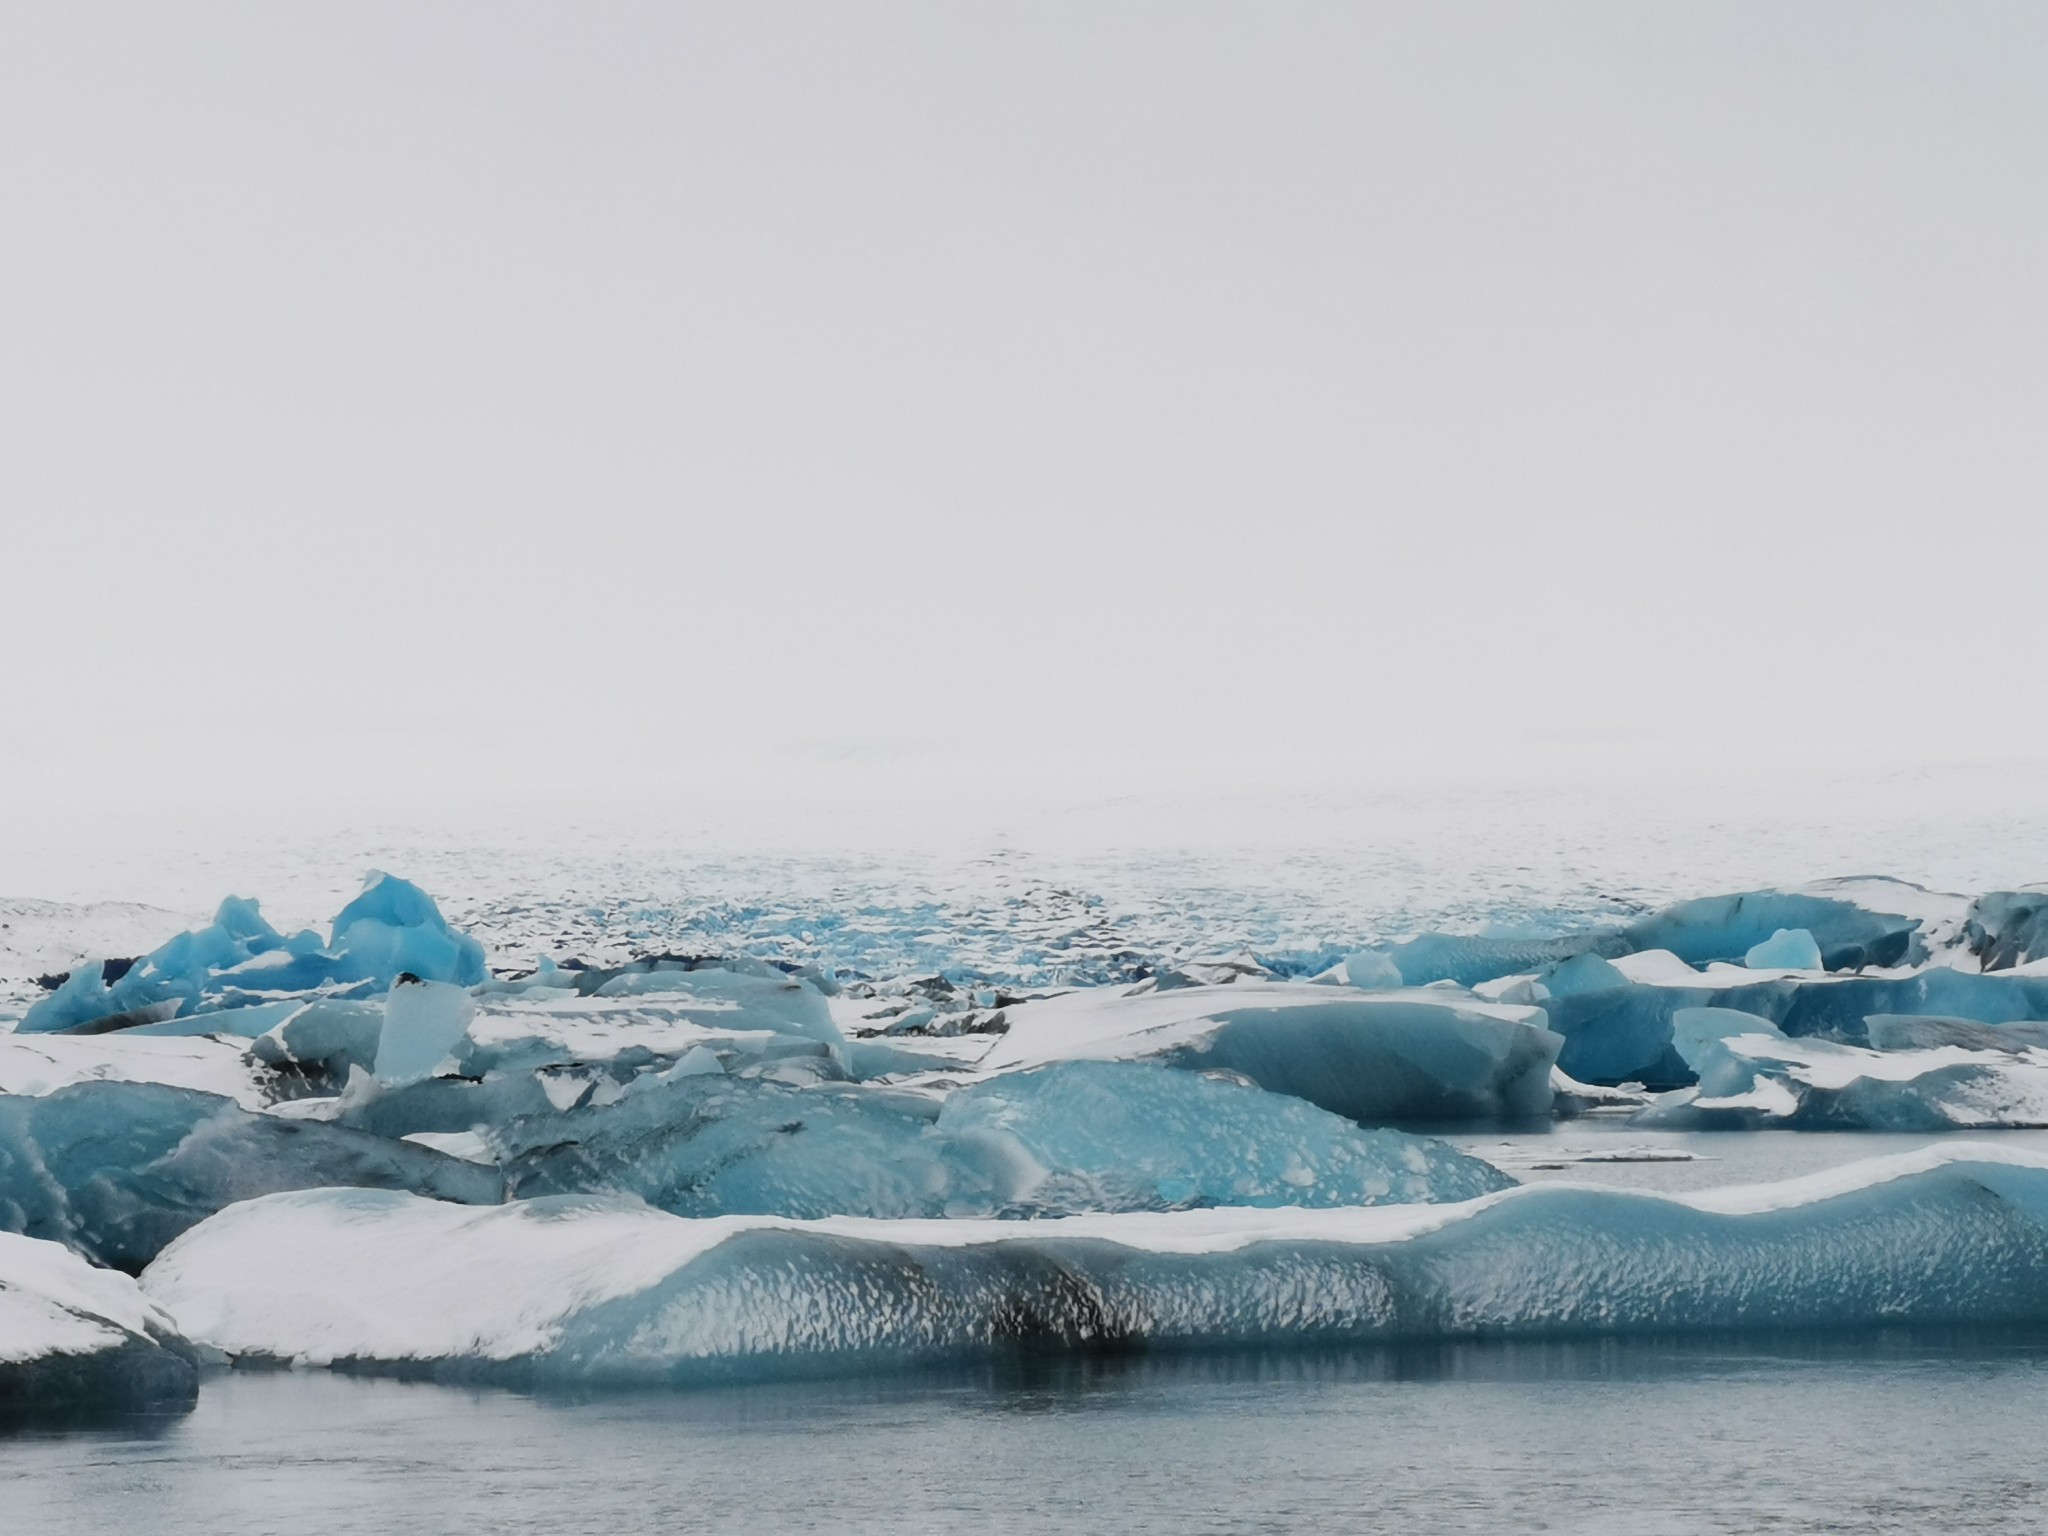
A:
[7,765,2048,1532]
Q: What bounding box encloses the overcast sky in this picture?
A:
[4,3,2044,817]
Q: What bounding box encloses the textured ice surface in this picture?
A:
[245,998,386,1085]
[984,982,1562,1123]
[0,1231,196,1411]
[143,1146,2048,1384]
[1962,891,2048,971]
[494,1060,1506,1218]
[18,874,483,1035]
[0,1081,503,1271]
[495,1073,968,1219]
[1643,1007,2048,1131]
[1545,967,2048,1088]
[934,1062,1513,1209]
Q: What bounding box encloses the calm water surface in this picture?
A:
[8,1336,2048,1536]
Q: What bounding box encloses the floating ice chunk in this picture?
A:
[669,1045,726,1078]
[401,1130,497,1165]
[246,998,386,1085]
[840,1036,987,1079]
[1606,950,1705,985]
[0,1080,503,1271]
[1743,928,1824,971]
[1548,1066,1655,1116]
[1623,889,1926,971]
[1340,950,1404,988]
[935,1062,1513,1210]
[143,1145,2048,1385]
[0,1231,197,1412]
[1369,931,1627,989]
[1643,1006,2048,1130]
[375,977,478,1086]
[1544,966,2048,1088]
[1540,952,1631,998]
[985,981,1561,1123]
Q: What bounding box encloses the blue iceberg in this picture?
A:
[18,874,486,1036]
[140,1146,2048,1385]
[1743,928,1824,971]
[983,982,1563,1124]
[934,1061,1513,1210]
[1544,966,2048,1087]
[493,1059,1507,1219]
[1620,887,1932,971]
[1363,881,1950,992]
[0,1080,504,1271]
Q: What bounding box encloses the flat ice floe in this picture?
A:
[143,1145,2048,1386]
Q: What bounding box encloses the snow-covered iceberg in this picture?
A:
[1348,879,1959,990]
[143,1145,2048,1386]
[0,1029,268,1109]
[1619,885,1937,971]
[495,1060,1509,1218]
[982,982,1562,1124]
[0,1081,503,1270]
[1641,1006,2048,1130]
[18,874,485,1036]
[1,1231,197,1413]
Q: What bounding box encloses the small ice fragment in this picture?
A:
[1743,928,1824,971]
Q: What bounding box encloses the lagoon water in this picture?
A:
[10,1333,2048,1536]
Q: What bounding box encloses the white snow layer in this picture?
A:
[0,1230,180,1365]
[0,1031,266,1108]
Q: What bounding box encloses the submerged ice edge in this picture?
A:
[141,1144,2048,1385]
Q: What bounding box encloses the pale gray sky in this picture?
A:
[4,3,2044,815]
